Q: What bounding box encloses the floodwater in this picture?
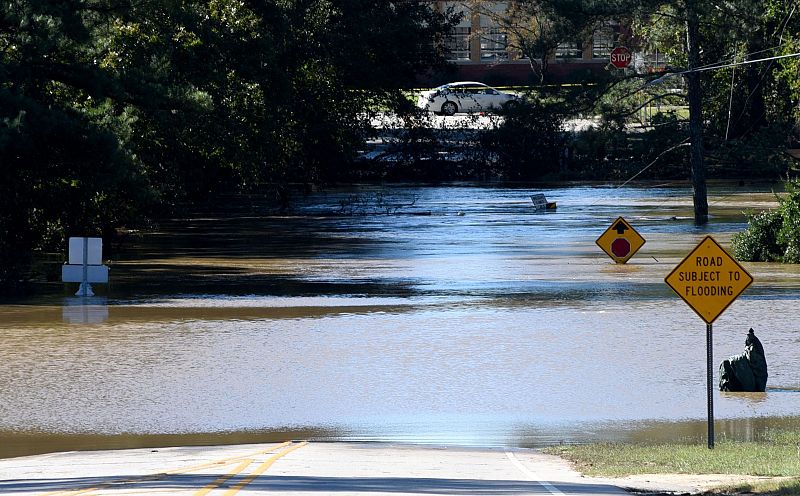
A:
[2,182,800,459]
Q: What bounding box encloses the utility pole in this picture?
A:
[685,0,708,225]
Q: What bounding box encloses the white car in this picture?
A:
[417,81,518,116]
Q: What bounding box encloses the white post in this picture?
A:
[64,237,108,295]
[76,237,94,297]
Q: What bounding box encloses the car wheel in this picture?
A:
[441,101,458,116]
[502,100,520,112]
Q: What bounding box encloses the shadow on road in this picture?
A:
[0,474,627,495]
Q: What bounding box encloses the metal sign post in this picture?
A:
[80,237,90,296]
[706,322,714,449]
[665,236,753,449]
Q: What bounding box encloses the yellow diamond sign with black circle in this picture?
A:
[665,236,753,324]
[596,216,646,264]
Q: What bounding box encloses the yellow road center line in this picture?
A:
[41,441,294,496]
[221,441,308,496]
[164,441,293,475]
[193,459,252,496]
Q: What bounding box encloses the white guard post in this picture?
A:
[62,237,109,296]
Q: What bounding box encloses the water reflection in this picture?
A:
[0,428,335,459]
[720,392,768,404]
[62,297,109,324]
[1,183,799,457]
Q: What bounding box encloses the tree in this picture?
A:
[1,0,154,287]
[684,0,708,224]
[637,0,800,221]
[0,0,458,289]
[475,0,799,223]
[637,0,800,145]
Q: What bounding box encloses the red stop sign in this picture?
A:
[611,238,631,258]
[610,46,632,69]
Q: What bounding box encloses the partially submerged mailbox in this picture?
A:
[62,237,109,296]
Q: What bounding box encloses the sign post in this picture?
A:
[706,322,713,448]
[62,237,109,297]
[596,217,646,264]
[664,236,753,449]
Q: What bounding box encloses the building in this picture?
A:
[429,1,634,86]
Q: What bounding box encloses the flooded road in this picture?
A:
[2,182,800,458]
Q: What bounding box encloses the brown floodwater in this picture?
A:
[2,182,800,458]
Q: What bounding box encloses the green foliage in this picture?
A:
[563,113,689,180]
[707,124,795,177]
[633,0,800,145]
[470,0,655,82]
[602,0,800,182]
[732,178,800,263]
[482,99,566,179]
[0,89,149,286]
[731,209,783,262]
[776,179,800,263]
[0,0,457,288]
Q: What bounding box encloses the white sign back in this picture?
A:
[68,237,103,265]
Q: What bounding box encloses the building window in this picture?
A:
[445,26,471,61]
[555,41,582,59]
[481,28,508,61]
[592,22,618,59]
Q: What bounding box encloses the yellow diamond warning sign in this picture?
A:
[665,236,753,324]
[596,217,646,264]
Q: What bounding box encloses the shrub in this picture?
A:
[732,178,800,263]
[777,179,800,263]
[482,99,566,180]
[731,210,782,262]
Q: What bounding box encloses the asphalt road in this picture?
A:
[0,441,629,495]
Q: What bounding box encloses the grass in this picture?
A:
[723,479,800,496]
[544,429,800,494]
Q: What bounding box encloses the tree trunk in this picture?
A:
[685,0,708,225]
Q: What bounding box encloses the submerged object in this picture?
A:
[531,194,557,211]
[719,328,768,392]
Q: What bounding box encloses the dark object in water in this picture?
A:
[531,194,557,211]
[719,328,768,392]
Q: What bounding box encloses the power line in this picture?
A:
[646,50,800,86]
[695,43,793,71]
[684,51,800,73]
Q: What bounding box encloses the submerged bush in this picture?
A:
[777,180,800,263]
[733,179,800,263]
[731,210,782,262]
